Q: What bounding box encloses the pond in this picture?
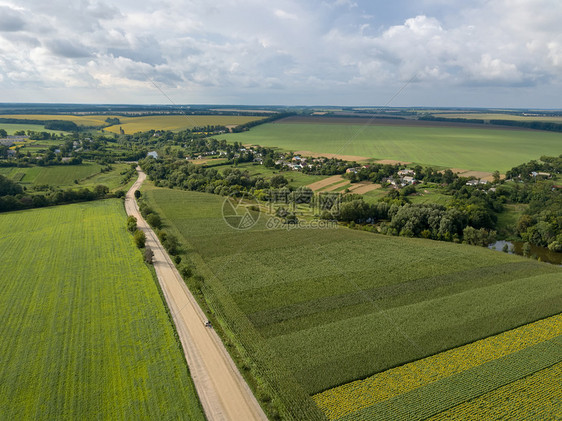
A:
[488,240,562,265]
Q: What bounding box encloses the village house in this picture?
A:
[398,169,416,176]
[530,171,551,178]
[401,176,416,186]
[466,179,488,186]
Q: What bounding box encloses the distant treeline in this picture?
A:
[230,112,295,132]
[419,116,486,124]
[488,119,562,132]
[0,118,80,131]
[420,115,562,132]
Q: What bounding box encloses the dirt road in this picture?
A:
[125,169,267,421]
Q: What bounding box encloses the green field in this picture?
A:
[0,200,204,419]
[0,163,133,190]
[143,187,562,419]
[0,123,68,136]
[223,119,562,172]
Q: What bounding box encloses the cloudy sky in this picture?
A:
[0,0,561,107]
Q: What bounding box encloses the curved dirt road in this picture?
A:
[125,169,267,421]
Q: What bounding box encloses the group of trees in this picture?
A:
[505,155,562,180]
[0,182,113,213]
[140,157,290,198]
[322,197,495,244]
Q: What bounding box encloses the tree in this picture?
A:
[146,213,162,229]
[0,129,7,138]
[94,184,109,197]
[134,190,141,199]
[492,170,501,184]
[270,174,288,188]
[522,242,531,257]
[0,175,23,196]
[134,229,146,248]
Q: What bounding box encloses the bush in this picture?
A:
[180,264,193,278]
[127,215,137,232]
[133,229,146,248]
[144,247,154,264]
[163,234,179,255]
[134,190,141,199]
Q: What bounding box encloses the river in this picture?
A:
[488,240,562,265]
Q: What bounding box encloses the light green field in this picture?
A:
[0,200,205,419]
[103,115,266,134]
[223,121,562,172]
[143,187,562,420]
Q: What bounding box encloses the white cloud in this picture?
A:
[0,0,560,106]
[274,9,298,20]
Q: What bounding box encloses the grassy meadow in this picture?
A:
[0,200,204,419]
[223,118,562,172]
[142,187,562,420]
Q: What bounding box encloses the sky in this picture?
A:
[0,0,561,108]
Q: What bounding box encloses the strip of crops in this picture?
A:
[0,200,204,419]
[313,313,562,419]
[429,362,562,420]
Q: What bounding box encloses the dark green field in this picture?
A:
[0,200,204,419]
[143,187,562,419]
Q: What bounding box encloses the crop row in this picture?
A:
[429,362,562,420]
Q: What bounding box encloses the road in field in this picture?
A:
[125,169,267,421]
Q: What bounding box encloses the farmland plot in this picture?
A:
[0,200,204,420]
[223,117,562,172]
[143,187,562,420]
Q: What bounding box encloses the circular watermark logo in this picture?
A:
[222,192,261,230]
